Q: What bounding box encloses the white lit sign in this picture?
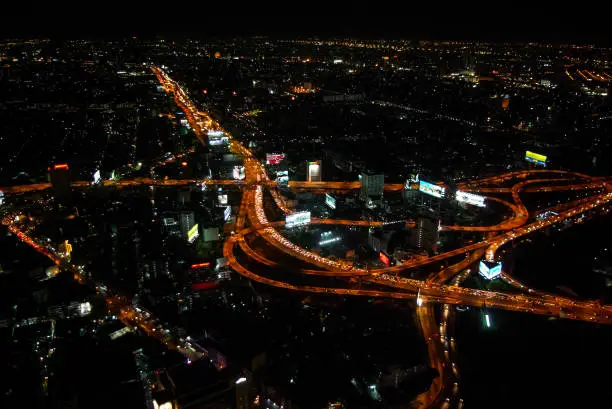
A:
[0,191,4,206]
[208,130,224,137]
[325,193,336,209]
[224,206,231,221]
[93,170,101,184]
[455,191,486,207]
[209,136,229,145]
[285,211,311,228]
[79,302,92,316]
[479,261,502,280]
[154,402,173,409]
[232,165,245,180]
[419,181,445,198]
[218,194,228,206]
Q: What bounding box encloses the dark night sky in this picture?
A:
[2,7,610,45]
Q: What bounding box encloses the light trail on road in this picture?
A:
[4,66,612,409]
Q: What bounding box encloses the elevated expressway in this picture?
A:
[135,67,612,409]
[3,67,610,325]
[4,66,612,409]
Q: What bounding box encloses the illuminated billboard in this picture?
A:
[479,260,502,280]
[187,224,199,243]
[232,165,245,180]
[325,193,336,209]
[266,153,285,165]
[208,130,224,137]
[218,194,228,206]
[285,211,311,228]
[455,191,486,207]
[379,251,390,266]
[209,136,229,145]
[224,206,231,221]
[307,160,322,182]
[93,170,101,184]
[187,224,200,243]
[525,151,547,166]
[276,170,289,185]
[419,181,445,198]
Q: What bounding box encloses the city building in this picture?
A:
[360,172,385,200]
[235,372,252,409]
[307,160,322,182]
[162,215,181,237]
[410,218,438,250]
[179,211,197,243]
[47,163,71,205]
[202,227,220,242]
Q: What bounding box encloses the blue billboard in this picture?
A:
[479,261,502,280]
[419,181,445,198]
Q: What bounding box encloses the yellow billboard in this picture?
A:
[525,151,547,165]
[187,224,199,243]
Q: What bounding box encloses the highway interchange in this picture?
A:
[2,66,612,408]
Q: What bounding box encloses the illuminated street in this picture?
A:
[3,60,612,409]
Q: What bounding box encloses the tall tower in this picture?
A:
[48,163,72,205]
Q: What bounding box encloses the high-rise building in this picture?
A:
[179,211,198,242]
[307,160,322,182]
[235,372,251,409]
[47,163,71,204]
[410,218,438,250]
[360,172,385,199]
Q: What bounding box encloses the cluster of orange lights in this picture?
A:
[47,163,69,171]
[190,262,210,269]
[290,85,316,94]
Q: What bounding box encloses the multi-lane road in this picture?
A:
[3,66,612,408]
[4,66,609,324]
